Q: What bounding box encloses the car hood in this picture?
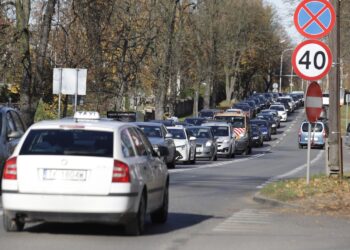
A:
[172,139,187,147]
[195,138,212,145]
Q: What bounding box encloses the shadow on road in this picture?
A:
[24,213,213,236]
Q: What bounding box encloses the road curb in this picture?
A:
[253,192,300,208]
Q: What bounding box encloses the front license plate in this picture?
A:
[43,169,87,181]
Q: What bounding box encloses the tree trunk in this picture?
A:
[155,0,179,119]
[16,0,33,126]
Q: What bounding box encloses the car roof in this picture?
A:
[29,118,132,130]
[215,112,245,117]
[205,122,230,126]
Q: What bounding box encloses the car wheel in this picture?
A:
[167,157,176,169]
[190,152,196,164]
[3,212,24,232]
[125,192,146,236]
[298,144,303,149]
[151,184,168,224]
[247,146,252,155]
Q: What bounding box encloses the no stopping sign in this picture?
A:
[292,40,332,81]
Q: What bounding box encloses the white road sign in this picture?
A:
[292,40,332,81]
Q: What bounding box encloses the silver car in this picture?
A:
[187,126,218,161]
[0,107,26,190]
[203,122,236,158]
[134,122,176,169]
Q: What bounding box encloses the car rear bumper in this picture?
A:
[2,192,139,219]
[195,146,213,158]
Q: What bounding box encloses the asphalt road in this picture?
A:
[1,109,350,250]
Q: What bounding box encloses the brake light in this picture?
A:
[112,160,130,183]
[3,157,17,180]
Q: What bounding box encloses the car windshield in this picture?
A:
[167,129,186,139]
[185,118,205,126]
[187,128,211,138]
[138,125,163,138]
[208,126,229,137]
[302,123,323,132]
[270,106,284,111]
[215,116,245,128]
[20,129,113,157]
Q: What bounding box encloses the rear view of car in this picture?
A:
[2,112,169,235]
[298,121,328,149]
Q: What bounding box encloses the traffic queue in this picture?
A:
[0,91,305,236]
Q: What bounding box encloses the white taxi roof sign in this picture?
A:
[74,111,100,120]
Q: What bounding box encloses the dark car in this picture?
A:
[256,113,277,134]
[233,103,253,118]
[250,119,271,141]
[184,117,207,126]
[0,107,27,189]
[250,124,264,147]
[198,109,222,119]
[134,122,176,168]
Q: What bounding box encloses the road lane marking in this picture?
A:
[213,209,272,233]
[256,149,324,189]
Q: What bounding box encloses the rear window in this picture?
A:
[270,106,284,111]
[301,123,323,132]
[208,126,229,137]
[20,129,113,157]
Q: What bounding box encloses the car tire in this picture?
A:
[247,146,252,155]
[298,144,303,149]
[190,152,196,164]
[125,192,146,236]
[3,212,24,232]
[151,184,169,224]
[167,158,176,169]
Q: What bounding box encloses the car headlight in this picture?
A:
[252,136,259,139]
[177,145,186,150]
[272,124,276,127]
[223,139,230,143]
[205,141,212,147]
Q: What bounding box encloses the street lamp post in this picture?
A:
[279,48,293,93]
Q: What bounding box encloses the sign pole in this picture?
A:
[346,95,349,129]
[74,69,79,114]
[307,122,311,184]
[58,68,62,119]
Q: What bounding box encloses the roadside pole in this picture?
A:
[328,0,342,177]
[307,122,311,184]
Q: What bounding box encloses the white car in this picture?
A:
[203,122,236,158]
[167,127,196,164]
[269,104,288,122]
[1,112,169,235]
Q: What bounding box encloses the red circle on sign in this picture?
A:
[294,0,336,39]
[305,81,323,123]
[292,40,332,81]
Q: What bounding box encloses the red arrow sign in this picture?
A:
[305,81,323,123]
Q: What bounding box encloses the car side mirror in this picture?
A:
[189,136,196,141]
[7,131,22,140]
[165,133,173,139]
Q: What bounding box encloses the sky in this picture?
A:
[263,0,303,44]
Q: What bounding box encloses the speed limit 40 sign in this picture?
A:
[292,40,332,81]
